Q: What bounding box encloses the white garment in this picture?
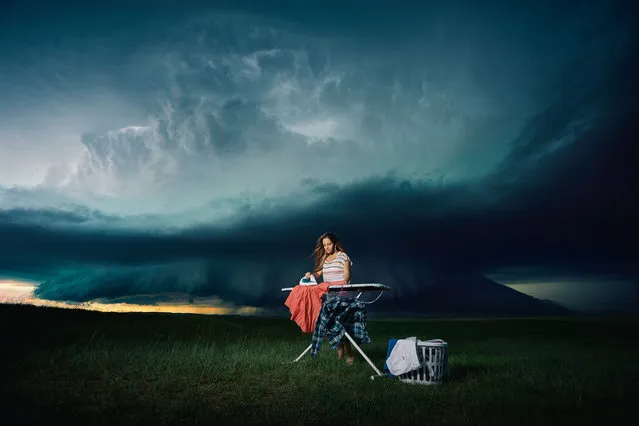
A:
[386,337,422,376]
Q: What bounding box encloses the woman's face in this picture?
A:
[322,237,335,255]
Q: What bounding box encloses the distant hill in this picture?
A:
[363,272,573,317]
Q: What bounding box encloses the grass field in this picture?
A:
[1,304,638,425]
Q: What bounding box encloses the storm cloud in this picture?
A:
[0,0,637,312]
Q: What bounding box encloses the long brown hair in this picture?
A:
[311,232,345,273]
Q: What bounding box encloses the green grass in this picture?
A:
[1,304,638,425]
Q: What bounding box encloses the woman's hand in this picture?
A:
[304,272,312,279]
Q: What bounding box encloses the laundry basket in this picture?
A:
[395,339,448,385]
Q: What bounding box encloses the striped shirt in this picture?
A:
[322,251,351,282]
[322,251,355,299]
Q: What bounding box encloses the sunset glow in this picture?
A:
[0,280,262,316]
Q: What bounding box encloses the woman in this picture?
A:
[304,232,356,364]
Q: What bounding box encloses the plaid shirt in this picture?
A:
[311,297,371,357]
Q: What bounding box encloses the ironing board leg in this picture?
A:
[286,343,313,363]
[285,335,385,379]
[343,331,384,377]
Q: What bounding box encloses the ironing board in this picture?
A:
[280,283,391,293]
[281,283,391,378]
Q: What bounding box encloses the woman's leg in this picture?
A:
[337,342,344,360]
[345,341,355,364]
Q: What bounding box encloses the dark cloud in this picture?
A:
[2,101,637,307]
[2,77,638,305]
[0,206,124,227]
[0,0,637,314]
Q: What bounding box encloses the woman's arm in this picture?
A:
[305,268,323,280]
[343,255,351,283]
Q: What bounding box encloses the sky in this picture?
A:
[0,0,637,315]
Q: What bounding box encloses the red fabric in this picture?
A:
[285,281,346,333]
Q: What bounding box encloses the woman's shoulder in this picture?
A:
[338,251,351,261]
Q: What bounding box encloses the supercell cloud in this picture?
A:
[0,0,637,312]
